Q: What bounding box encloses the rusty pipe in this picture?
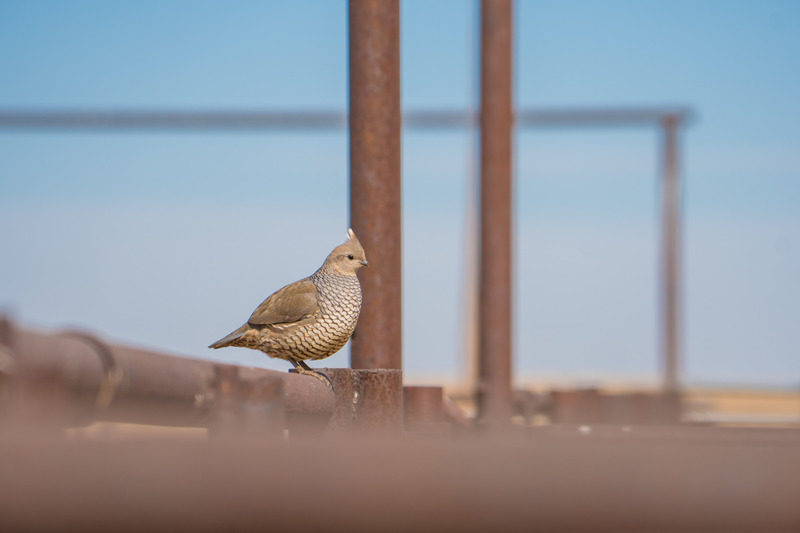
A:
[478,0,514,427]
[1,320,334,429]
[348,0,403,371]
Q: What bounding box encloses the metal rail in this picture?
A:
[0,108,691,130]
[0,317,332,433]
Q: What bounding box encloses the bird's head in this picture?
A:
[325,228,368,275]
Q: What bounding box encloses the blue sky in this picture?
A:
[1,1,798,388]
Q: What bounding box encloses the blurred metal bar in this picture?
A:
[477,0,513,427]
[0,110,348,130]
[207,365,284,438]
[348,0,402,370]
[1,320,334,430]
[548,389,682,425]
[661,115,682,393]
[549,389,603,424]
[0,108,692,131]
[404,386,450,435]
[2,432,800,532]
[404,386,444,424]
[406,110,476,129]
[516,107,693,127]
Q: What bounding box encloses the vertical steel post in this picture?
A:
[348,0,402,370]
[661,115,681,393]
[478,0,513,426]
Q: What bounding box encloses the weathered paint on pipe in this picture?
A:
[322,368,403,436]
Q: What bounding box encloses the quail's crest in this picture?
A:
[324,228,368,275]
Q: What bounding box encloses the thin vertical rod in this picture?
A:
[348,0,402,370]
[478,0,513,424]
[661,116,681,393]
[462,0,481,388]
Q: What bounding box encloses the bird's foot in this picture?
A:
[289,367,334,392]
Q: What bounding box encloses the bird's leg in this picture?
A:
[288,360,333,391]
[295,359,314,372]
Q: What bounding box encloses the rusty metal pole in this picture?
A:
[661,115,681,394]
[478,0,513,427]
[348,0,402,371]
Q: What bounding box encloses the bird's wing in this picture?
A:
[247,277,319,326]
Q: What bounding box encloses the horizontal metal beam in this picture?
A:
[0,110,348,131]
[0,108,693,131]
[516,107,693,127]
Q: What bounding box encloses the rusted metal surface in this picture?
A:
[478,0,514,427]
[549,389,603,424]
[549,389,682,425]
[1,320,333,431]
[322,368,403,436]
[404,385,450,435]
[208,366,284,438]
[604,391,682,425]
[1,430,799,532]
[348,0,402,371]
[403,386,444,424]
[661,115,682,394]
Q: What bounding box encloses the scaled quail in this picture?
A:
[209,228,367,389]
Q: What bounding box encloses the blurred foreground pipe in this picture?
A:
[478,0,514,428]
[1,431,799,532]
[348,0,402,371]
[0,320,334,432]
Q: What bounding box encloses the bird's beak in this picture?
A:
[359,259,369,267]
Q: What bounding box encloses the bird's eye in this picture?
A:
[347,254,355,260]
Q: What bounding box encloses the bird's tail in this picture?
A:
[208,324,249,349]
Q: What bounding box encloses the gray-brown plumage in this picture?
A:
[209,228,368,388]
